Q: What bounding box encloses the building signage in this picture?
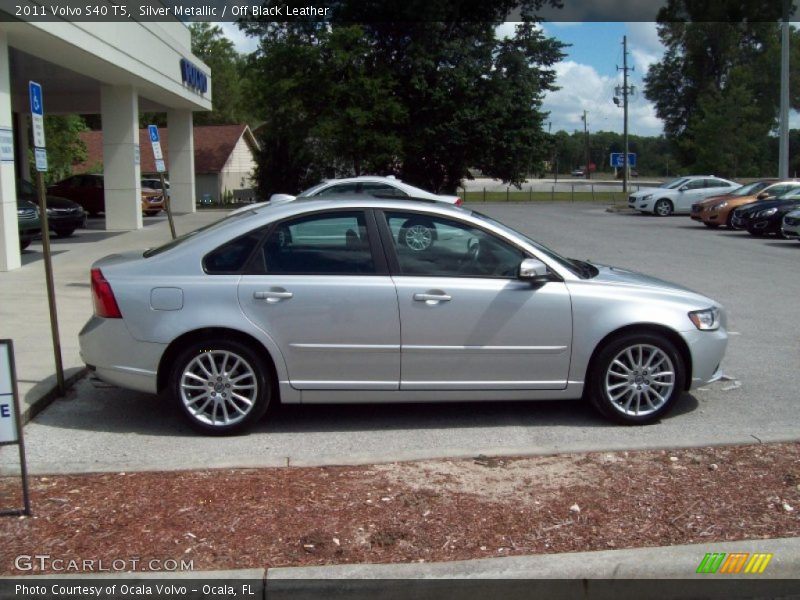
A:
[0,127,13,162]
[180,58,207,95]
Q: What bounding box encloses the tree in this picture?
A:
[189,23,250,125]
[644,0,800,174]
[31,115,88,185]
[239,1,565,196]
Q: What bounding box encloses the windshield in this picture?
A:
[470,211,593,278]
[731,181,768,196]
[661,177,690,189]
[143,210,256,257]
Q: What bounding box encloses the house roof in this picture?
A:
[75,124,258,175]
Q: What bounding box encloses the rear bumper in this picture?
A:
[79,315,166,394]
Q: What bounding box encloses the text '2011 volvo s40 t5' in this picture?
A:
[79,199,728,434]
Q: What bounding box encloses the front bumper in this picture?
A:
[680,327,729,390]
[79,315,166,394]
[48,213,86,230]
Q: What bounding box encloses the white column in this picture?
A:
[100,85,141,230]
[0,30,20,272]
[167,109,195,214]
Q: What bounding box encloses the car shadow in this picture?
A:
[20,248,67,266]
[35,378,701,438]
[45,230,125,244]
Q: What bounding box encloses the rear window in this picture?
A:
[143,211,256,258]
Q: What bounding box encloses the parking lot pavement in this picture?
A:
[2,202,799,475]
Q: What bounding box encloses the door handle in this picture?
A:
[254,289,293,303]
[413,292,452,304]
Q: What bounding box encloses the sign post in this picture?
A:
[0,340,32,517]
[148,125,175,240]
[30,81,64,395]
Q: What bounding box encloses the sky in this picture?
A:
[218,21,797,138]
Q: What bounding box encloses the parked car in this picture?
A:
[781,208,800,241]
[693,180,799,229]
[571,168,585,177]
[142,178,170,199]
[17,200,40,250]
[80,198,728,434]
[269,176,462,206]
[48,173,164,216]
[730,190,800,237]
[628,176,739,216]
[17,178,85,237]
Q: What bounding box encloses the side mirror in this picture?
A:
[756,191,769,200]
[678,185,688,192]
[518,258,550,283]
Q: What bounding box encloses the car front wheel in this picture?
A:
[170,339,271,435]
[653,199,673,216]
[588,332,685,424]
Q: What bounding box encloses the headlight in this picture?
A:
[46,208,54,215]
[642,194,652,201]
[688,307,720,331]
[712,201,727,210]
[757,207,777,218]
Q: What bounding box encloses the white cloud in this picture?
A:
[625,22,665,74]
[542,60,663,136]
[219,22,259,54]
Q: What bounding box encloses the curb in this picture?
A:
[20,367,87,426]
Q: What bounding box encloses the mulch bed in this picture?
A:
[1,442,799,575]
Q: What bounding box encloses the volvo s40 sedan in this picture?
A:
[79,199,728,434]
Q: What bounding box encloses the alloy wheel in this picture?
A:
[604,344,675,417]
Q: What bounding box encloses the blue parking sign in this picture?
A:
[148,125,160,143]
[29,82,43,116]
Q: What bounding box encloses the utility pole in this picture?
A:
[581,110,590,179]
[779,0,790,178]
[616,36,634,193]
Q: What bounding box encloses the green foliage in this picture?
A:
[189,23,249,126]
[240,4,565,196]
[644,0,799,175]
[30,115,88,185]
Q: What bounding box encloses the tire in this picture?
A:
[19,237,31,250]
[170,339,271,435]
[399,219,436,251]
[725,212,735,228]
[703,222,719,229]
[54,228,75,238]
[653,199,673,216]
[588,332,685,424]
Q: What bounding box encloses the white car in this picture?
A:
[628,176,739,216]
[782,208,800,240]
[269,176,462,205]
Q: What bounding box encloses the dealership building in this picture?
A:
[0,15,212,271]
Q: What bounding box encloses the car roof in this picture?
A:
[248,197,462,219]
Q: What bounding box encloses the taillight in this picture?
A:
[455,197,463,207]
[91,268,122,318]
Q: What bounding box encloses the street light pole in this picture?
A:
[581,110,589,179]
[779,0,790,178]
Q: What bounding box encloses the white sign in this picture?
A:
[155,159,166,173]
[0,127,13,161]
[134,144,140,166]
[34,147,48,172]
[0,343,18,443]
[29,81,46,148]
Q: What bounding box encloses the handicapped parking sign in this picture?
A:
[148,125,160,143]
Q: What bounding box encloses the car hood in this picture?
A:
[629,187,661,198]
[739,198,800,214]
[587,263,709,301]
[698,193,736,206]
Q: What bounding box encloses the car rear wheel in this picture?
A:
[19,238,31,250]
[53,227,75,237]
[399,219,436,251]
[588,332,685,424]
[170,339,270,435]
[653,199,673,216]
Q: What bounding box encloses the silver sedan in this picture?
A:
[79,199,728,434]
